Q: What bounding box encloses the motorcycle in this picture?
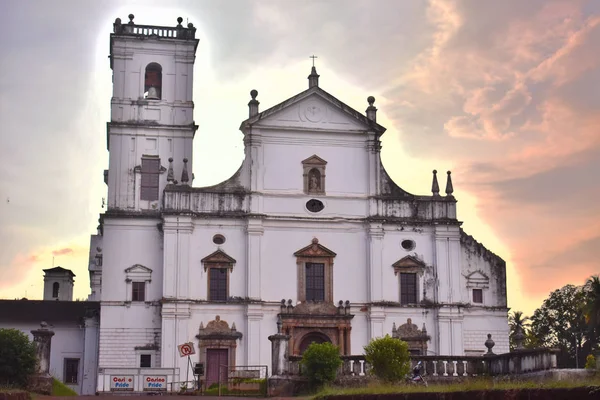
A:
[408,361,428,386]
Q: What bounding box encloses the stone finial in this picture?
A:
[485,333,495,356]
[231,322,237,331]
[199,322,204,330]
[422,323,427,334]
[445,171,454,196]
[308,66,320,88]
[177,17,183,27]
[311,237,319,244]
[248,90,260,118]
[431,170,440,196]
[276,315,283,333]
[181,158,189,184]
[513,326,525,351]
[128,14,135,24]
[167,158,174,183]
[366,96,377,122]
[392,322,397,334]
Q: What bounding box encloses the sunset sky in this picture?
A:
[1,0,598,316]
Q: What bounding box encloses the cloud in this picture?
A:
[52,248,74,257]
[1,0,599,315]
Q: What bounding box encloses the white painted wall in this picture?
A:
[0,320,97,395]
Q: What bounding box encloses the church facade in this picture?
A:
[92,15,509,388]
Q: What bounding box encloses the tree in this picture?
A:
[508,311,531,350]
[363,335,410,383]
[583,275,600,347]
[0,328,37,387]
[300,342,342,388]
[530,284,589,368]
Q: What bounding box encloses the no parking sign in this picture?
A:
[178,342,195,357]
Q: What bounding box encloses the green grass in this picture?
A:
[51,378,77,396]
[313,375,600,399]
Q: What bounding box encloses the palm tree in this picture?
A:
[509,311,531,350]
[583,275,600,346]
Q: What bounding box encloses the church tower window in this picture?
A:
[140,157,160,201]
[52,282,60,298]
[144,63,162,100]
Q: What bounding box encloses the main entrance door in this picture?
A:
[206,349,229,387]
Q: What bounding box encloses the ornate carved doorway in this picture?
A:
[298,332,331,354]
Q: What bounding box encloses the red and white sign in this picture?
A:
[178,342,195,357]
[110,375,134,391]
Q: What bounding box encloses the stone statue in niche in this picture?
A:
[308,169,321,191]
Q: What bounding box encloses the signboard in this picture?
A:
[177,342,195,357]
[110,375,134,391]
[143,375,167,392]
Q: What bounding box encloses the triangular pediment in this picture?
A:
[124,264,152,274]
[465,270,489,281]
[294,238,337,258]
[392,255,426,269]
[201,250,236,264]
[302,154,327,166]
[240,87,386,134]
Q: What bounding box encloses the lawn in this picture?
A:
[313,375,600,399]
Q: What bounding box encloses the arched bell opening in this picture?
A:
[144,63,162,100]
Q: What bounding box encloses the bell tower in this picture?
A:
[106,15,199,210]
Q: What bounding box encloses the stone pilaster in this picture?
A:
[29,322,55,394]
[246,218,264,300]
[268,331,291,376]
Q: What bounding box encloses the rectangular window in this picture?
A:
[140,158,160,201]
[473,288,483,304]
[140,354,152,368]
[305,263,325,302]
[209,268,228,301]
[400,273,417,305]
[132,281,146,302]
[64,358,79,384]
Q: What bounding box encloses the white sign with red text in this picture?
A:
[177,342,195,357]
[110,375,134,391]
[143,375,167,391]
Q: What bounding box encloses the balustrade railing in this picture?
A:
[113,15,196,39]
[285,350,557,379]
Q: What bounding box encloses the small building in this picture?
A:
[0,267,99,395]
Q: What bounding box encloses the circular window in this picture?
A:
[306,199,324,213]
[212,234,226,245]
[401,239,415,251]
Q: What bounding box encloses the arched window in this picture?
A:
[52,282,60,298]
[144,63,162,100]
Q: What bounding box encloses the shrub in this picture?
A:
[300,342,342,387]
[51,378,77,396]
[584,354,596,370]
[0,329,37,387]
[363,335,410,383]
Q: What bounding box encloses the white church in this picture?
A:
[89,14,509,390]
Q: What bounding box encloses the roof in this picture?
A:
[239,85,386,135]
[0,300,99,323]
[43,266,75,277]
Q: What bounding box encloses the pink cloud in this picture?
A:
[52,248,74,256]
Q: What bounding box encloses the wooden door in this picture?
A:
[206,349,229,387]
